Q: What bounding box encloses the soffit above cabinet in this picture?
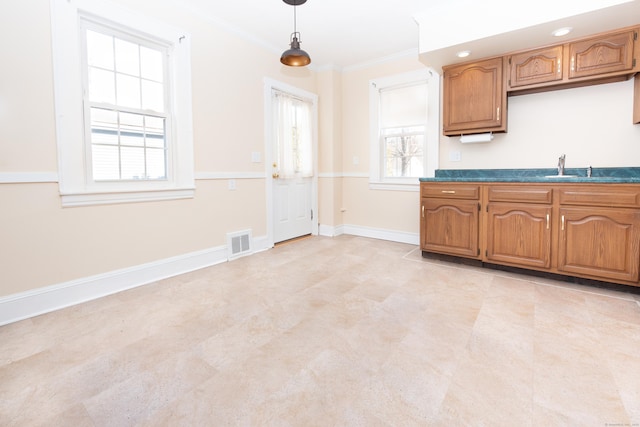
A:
[417,0,640,70]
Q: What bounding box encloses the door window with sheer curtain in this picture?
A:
[272,90,313,179]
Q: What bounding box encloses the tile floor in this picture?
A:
[1,235,640,426]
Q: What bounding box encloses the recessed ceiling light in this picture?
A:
[456,50,471,58]
[552,27,572,37]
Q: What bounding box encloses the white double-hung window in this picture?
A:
[84,23,169,181]
[50,0,194,206]
[369,69,439,190]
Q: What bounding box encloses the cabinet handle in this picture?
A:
[571,56,575,72]
[561,215,565,231]
[441,190,456,194]
[546,214,550,230]
[496,107,500,118]
[422,205,425,218]
[557,59,561,74]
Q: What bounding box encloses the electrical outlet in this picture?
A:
[449,151,461,162]
[228,179,236,190]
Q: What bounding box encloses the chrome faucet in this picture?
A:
[558,154,566,176]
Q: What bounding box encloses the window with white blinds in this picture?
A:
[369,69,440,189]
[379,82,427,179]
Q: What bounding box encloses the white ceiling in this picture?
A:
[177,0,640,71]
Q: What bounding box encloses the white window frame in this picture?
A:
[369,68,440,191]
[50,0,194,207]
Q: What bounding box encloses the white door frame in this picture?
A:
[264,77,319,248]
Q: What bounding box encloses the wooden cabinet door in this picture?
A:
[486,203,552,269]
[442,57,506,135]
[558,207,640,282]
[421,198,479,258]
[508,46,563,89]
[569,30,636,79]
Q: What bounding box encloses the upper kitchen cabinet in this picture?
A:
[442,57,507,136]
[507,26,639,93]
[568,29,636,79]
[508,46,564,89]
[443,24,640,135]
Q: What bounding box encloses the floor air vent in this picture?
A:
[227,230,252,260]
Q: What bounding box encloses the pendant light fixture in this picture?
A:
[280,0,311,67]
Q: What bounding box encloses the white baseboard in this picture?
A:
[318,223,344,237]
[319,223,419,245]
[0,235,269,326]
[0,230,415,326]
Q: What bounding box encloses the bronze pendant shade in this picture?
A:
[280,0,311,66]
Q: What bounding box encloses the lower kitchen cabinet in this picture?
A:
[558,207,640,283]
[486,203,552,269]
[420,181,640,287]
[420,183,480,258]
[421,198,479,258]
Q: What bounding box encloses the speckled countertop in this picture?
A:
[419,167,640,183]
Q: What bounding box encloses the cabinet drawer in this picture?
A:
[488,186,552,204]
[421,184,480,200]
[559,185,640,208]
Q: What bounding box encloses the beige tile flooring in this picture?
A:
[2,235,640,426]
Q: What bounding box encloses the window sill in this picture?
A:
[60,187,195,207]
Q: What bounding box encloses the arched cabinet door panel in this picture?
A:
[442,57,506,136]
[558,207,640,283]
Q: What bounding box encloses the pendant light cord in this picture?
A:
[293,3,297,35]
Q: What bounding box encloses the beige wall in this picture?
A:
[438,79,640,170]
[0,0,315,297]
[339,56,431,235]
[317,69,343,228]
[1,0,639,300]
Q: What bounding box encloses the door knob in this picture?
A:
[272,162,279,179]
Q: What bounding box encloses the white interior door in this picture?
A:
[270,86,316,244]
[273,175,312,243]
